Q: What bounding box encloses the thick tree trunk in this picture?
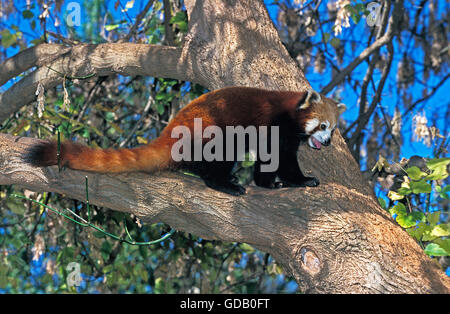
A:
[0,0,448,293]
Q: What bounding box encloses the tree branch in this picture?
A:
[0,44,186,122]
[403,72,450,117]
[0,43,71,86]
[348,43,394,151]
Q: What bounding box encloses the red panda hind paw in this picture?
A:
[203,178,247,196]
[278,177,320,188]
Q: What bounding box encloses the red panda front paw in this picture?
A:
[303,177,320,187]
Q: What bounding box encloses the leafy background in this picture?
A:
[0,0,448,293]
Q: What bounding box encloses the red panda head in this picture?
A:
[296,89,346,149]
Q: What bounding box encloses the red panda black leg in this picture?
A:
[277,150,320,188]
[197,161,246,196]
[254,162,280,189]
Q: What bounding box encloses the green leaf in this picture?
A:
[104,112,115,121]
[424,243,448,257]
[330,37,340,48]
[421,230,437,242]
[176,21,188,33]
[396,212,425,229]
[156,102,165,115]
[323,32,330,43]
[101,241,112,260]
[1,29,16,48]
[30,38,45,45]
[139,244,148,259]
[170,11,187,24]
[426,158,450,171]
[439,192,449,200]
[241,160,254,168]
[93,231,106,238]
[22,10,34,19]
[397,187,412,196]
[354,3,366,12]
[439,185,450,199]
[377,197,386,210]
[426,211,440,225]
[102,264,114,274]
[430,223,450,237]
[388,190,404,200]
[350,12,361,24]
[424,165,448,180]
[240,243,255,253]
[6,198,25,215]
[433,238,450,254]
[155,277,165,293]
[410,180,432,194]
[406,166,427,180]
[389,203,406,216]
[81,128,90,138]
[407,222,429,241]
[105,24,120,31]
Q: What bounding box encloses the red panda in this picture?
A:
[24,87,346,196]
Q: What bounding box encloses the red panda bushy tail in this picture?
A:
[24,137,174,173]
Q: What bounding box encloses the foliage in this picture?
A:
[379,157,449,258]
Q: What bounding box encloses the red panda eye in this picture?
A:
[320,124,326,130]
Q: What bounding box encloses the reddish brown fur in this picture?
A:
[25,87,337,174]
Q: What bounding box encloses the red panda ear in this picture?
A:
[337,102,347,115]
[297,89,321,110]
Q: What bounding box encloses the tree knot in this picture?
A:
[300,247,321,275]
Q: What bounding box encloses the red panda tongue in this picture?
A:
[312,137,322,149]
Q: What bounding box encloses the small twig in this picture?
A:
[47,30,78,46]
[403,72,450,117]
[119,0,155,43]
[163,0,175,46]
[63,206,88,224]
[76,77,106,122]
[348,42,394,149]
[213,243,239,285]
[378,104,402,149]
[118,91,155,148]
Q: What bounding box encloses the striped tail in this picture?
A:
[24,138,174,173]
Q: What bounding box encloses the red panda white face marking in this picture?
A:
[305,118,319,134]
[308,120,335,149]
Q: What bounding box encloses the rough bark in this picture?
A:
[0,0,449,293]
